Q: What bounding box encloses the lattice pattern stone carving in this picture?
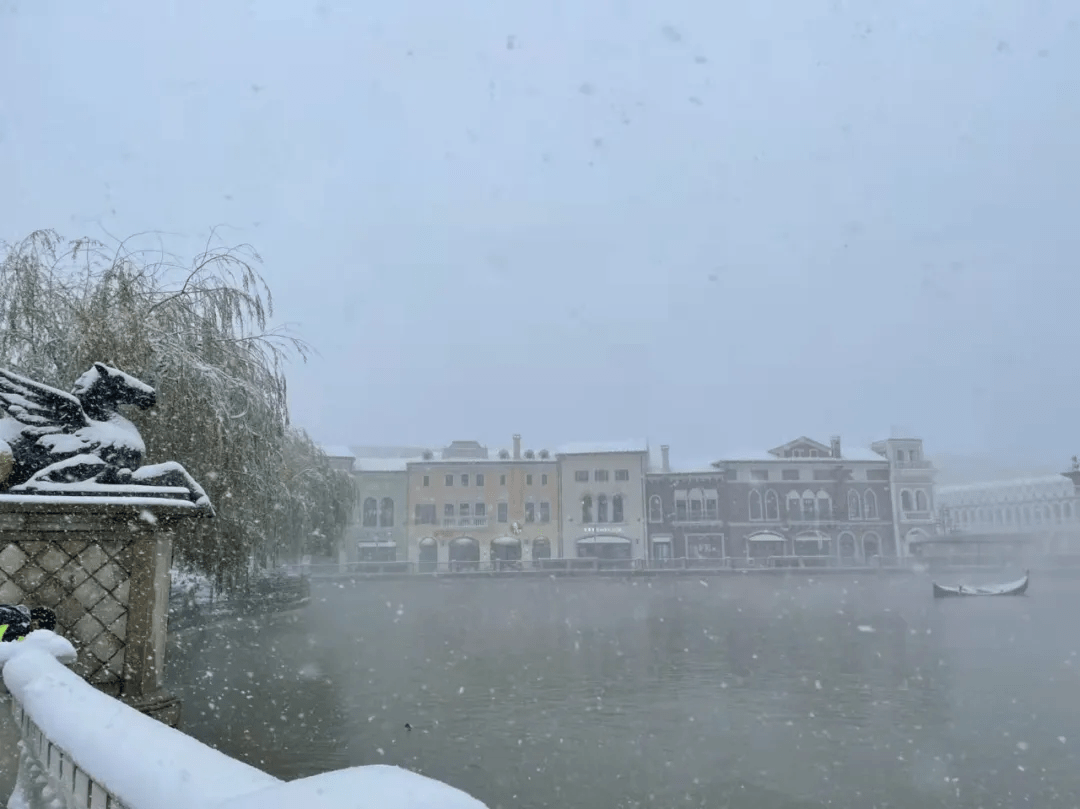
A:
[0,538,131,684]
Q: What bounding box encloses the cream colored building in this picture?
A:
[556,441,650,561]
[405,435,559,568]
[350,458,416,563]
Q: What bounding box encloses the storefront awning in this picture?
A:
[577,535,631,545]
[492,536,520,546]
[418,537,436,547]
[651,536,672,543]
[357,541,396,548]
[452,537,478,546]
[747,534,785,542]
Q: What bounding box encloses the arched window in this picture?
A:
[847,490,861,520]
[915,490,928,511]
[582,495,593,524]
[787,491,801,520]
[749,490,763,521]
[900,490,913,511]
[765,490,779,521]
[363,497,378,527]
[648,495,663,523]
[597,494,609,523]
[379,497,394,527]
[863,490,878,520]
[1066,502,1074,521]
[802,491,816,521]
[613,494,624,523]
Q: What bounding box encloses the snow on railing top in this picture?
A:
[2,632,489,809]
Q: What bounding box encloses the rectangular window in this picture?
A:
[594,470,610,482]
[527,474,533,485]
[782,469,800,481]
[686,534,725,560]
[813,469,836,481]
[445,474,453,486]
[705,498,718,520]
[459,503,470,516]
[525,502,536,522]
[476,473,485,486]
[751,470,769,482]
[500,474,506,486]
[461,474,469,486]
[675,498,688,522]
[689,498,702,521]
[574,470,589,482]
[443,504,454,517]
[475,503,486,520]
[497,502,508,523]
[414,504,436,524]
[539,501,550,522]
[726,469,738,482]
[615,469,629,481]
[542,474,548,485]
[423,475,430,487]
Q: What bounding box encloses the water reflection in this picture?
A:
[167,575,1080,808]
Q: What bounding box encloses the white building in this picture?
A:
[556,441,650,562]
[937,474,1078,541]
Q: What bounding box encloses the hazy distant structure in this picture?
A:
[935,474,1078,552]
[333,434,938,567]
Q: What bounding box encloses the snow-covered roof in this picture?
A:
[843,447,888,461]
[320,444,355,459]
[715,447,885,463]
[556,440,648,456]
[352,457,418,473]
[348,445,430,459]
[407,452,555,465]
[937,475,1074,505]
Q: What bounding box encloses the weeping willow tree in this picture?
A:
[0,229,356,588]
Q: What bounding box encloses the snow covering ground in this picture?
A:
[1,632,490,809]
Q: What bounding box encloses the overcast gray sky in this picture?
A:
[2,0,1078,468]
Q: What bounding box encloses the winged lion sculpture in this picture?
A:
[0,363,211,510]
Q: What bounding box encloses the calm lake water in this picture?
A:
[166,573,1080,809]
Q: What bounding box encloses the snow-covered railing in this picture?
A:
[1,632,488,809]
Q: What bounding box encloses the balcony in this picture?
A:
[441,517,488,528]
[903,511,933,521]
[672,512,721,525]
[895,459,933,470]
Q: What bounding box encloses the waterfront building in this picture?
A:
[645,445,725,561]
[712,436,898,563]
[405,436,558,568]
[556,441,649,561]
[934,473,1078,556]
[351,455,419,563]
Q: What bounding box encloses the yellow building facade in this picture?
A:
[405,436,559,568]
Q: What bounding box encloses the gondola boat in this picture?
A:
[932,570,1029,599]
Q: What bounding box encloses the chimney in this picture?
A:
[830,436,841,459]
[661,444,670,473]
[513,434,522,460]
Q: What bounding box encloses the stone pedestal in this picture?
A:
[0,496,203,727]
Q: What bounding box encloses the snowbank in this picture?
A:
[2,632,491,809]
[216,766,490,809]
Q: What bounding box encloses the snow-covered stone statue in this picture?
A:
[0,363,211,509]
